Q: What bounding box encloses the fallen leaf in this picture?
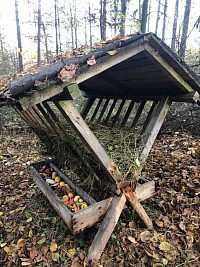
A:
[29,247,38,259]
[59,64,78,83]
[87,55,96,65]
[107,50,117,56]
[34,80,42,87]
[37,236,46,244]
[139,230,151,242]
[50,242,58,252]
[0,211,3,216]
[26,217,33,223]
[159,241,171,252]
[17,238,26,247]
[4,246,10,253]
[68,248,76,257]
[51,252,60,262]
[127,236,137,244]
[28,229,33,238]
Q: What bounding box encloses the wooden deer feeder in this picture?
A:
[1,32,200,260]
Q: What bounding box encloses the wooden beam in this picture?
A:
[121,100,135,127]
[139,97,171,163]
[141,100,158,134]
[72,197,113,234]
[88,194,126,260]
[123,186,153,229]
[112,99,126,126]
[91,98,103,122]
[98,99,110,122]
[131,100,146,128]
[144,43,194,93]
[19,85,64,110]
[54,100,123,183]
[80,97,95,119]
[171,91,200,103]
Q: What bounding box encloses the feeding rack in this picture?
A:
[1,32,200,260]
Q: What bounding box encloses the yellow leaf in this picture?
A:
[127,236,137,244]
[162,258,168,265]
[17,238,26,247]
[28,229,33,238]
[50,242,58,252]
[37,236,46,244]
[4,246,10,253]
[0,243,7,248]
[26,217,33,223]
[159,241,171,252]
[135,158,141,169]
[107,50,117,56]
[68,248,76,257]
[0,211,3,216]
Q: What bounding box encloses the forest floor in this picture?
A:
[0,111,200,267]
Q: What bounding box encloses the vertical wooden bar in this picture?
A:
[98,99,110,123]
[91,98,103,122]
[80,97,95,119]
[139,97,171,163]
[141,100,158,134]
[104,99,117,125]
[31,106,54,134]
[131,100,146,128]
[112,99,126,126]
[120,100,135,127]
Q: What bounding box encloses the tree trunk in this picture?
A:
[37,0,41,66]
[162,0,168,41]
[100,0,107,40]
[88,0,92,46]
[42,22,49,63]
[119,0,127,37]
[171,0,179,51]
[57,5,62,53]
[155,0,161,35]
[179,0,191,58]
[141,0,149,33]
[73,0,78,48]
[69,2,74,48]
[54,0,58,55]
[113,0,119,35]
[15,0,23,72]
[147,0,151,32]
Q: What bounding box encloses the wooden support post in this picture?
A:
[54,100,123,183]
[31,106,54,134]
[43,101,100,183]
[91,98,103,122]
[131,100,146,128]
[123,186,153,229]
[141,100,158,134]
[98,99,110,122]
[139,97,171,163]
[112,99,126,126]
[80,97,95,119]
[88,194,126,260]
[104,99,117,125]
[121,100,135,127]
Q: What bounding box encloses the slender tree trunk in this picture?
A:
[73,0,78,48]
[171,0,179,51]
[37,0,41,66]
[162,0,168,41]
[42,22,49,63]
[15,0,23,72]
[100,0,107,40]
[179,0,191,58]
[54,0,58,55]
[138,0,142,21]
[120,0,127,37]
[147,0,151,32]
[113,0,119,35]
[57,5,62,53]
[69,2,74,48]
[155,0,161,35]
[141,0,149,33]
[88,0,92,46]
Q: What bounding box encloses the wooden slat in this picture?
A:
[141,100,158,134]
[50,162,96,205]
[112,99,126,126]
[171,91,200,103]
[19,84,64,110]
[29,166,73,231]
[54,100,123,183]
[88,194,126,260]
[120,100,135,127]
[72,197,113,234]
[144,43,194,93]
[139,97,171,163]
[31,106,54,134]
[135,181,155,202]
[91,98,103,122]
[104,99,117,125]
[131,100,146,128]
[80,97,95,119]
[98,99,110,122]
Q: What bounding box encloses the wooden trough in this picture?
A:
[1,32,200,260]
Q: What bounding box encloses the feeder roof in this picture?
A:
[2,32,200,103]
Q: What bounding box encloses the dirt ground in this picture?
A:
[0,109,200,267]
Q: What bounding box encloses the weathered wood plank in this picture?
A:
[72,197,113,234]
[19,85,64,110]
[121,100,135,127]
[144,43,194,93]
[80,97,95,119]
[91,98,103,122]
[88,194,126,260]
[112,99,126,126]
[139,97,171,163]
[171,91,200,103]
[141,100,158,134]
[50,162,96,205]
[135,181,155,202]
[131,100,146,128]
[98,99,110,122]
[54,100,123,183]
[123,186,153,229]
[29,165,73,231]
